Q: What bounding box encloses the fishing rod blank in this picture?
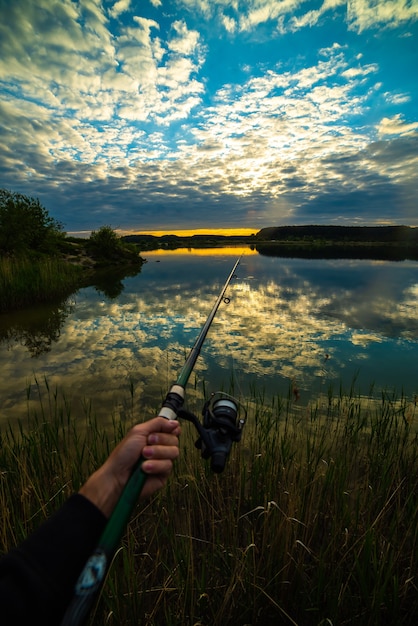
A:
[61,256,241,626]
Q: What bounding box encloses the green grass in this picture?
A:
[0,255,82,312]
[1,380,418,625]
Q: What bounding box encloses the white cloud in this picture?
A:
[377,114,418,136]
[384,91,410,105]
[0,1,206,134]
[179,0,418,33]
[1,27,414,227]
[109,0,132,18]
[342,63,378,78]
[221,14,237,32]
[168,20,201,56]
[289,0,346,31]
[347,0,418,33]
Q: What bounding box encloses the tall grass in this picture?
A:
[1,380,418,625]
[0,255,82,312]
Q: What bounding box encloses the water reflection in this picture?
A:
[0,249,417,424]
[0,265,142,357]
[0,299,74,357]
[90,265,144,300]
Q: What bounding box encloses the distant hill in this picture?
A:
[122,226,418,256]
[256,225,418,243]
[122,233,253,250]
[253,225,418,260]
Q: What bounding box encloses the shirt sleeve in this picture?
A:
[0,493,107,625]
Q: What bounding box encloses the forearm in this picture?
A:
[79,465,122,519]
[0,494,106,625]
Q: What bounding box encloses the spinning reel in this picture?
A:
[178,392,246,473]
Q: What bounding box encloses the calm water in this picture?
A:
[1,248,418,424]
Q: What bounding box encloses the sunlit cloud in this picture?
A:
[347,0,418,33]
[109,0,132,19]
[377,114,418,136]
[179,0,418,33]
[351,331,383,346]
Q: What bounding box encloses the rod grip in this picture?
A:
[60,462,147,626]
[158,385,185,420]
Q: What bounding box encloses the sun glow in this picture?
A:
[125,228,257,237]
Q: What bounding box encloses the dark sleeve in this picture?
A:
[0,493,107,625]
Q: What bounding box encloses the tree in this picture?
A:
[86,226,143,266]
[86,225,123,258]
[0,188,63,254]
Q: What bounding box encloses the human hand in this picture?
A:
[79,417,181,517]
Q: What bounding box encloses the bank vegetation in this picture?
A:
[0,189,143,313]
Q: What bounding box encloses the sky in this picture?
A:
[0,0,417,235]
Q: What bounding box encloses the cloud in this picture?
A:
[347,0,418,33]
[109,0,132,18]
[289,0,346,31]
[0,0,417,230]
[0,2,204,126]
[1,33,417,229]
[377,114,418,136]
[178,0,418,33]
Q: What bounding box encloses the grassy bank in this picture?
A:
[1,382,418,625]
[0,255,82,312]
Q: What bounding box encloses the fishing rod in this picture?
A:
[61,256,245,626]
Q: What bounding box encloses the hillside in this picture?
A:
[123,225,418,249]
[255,225,418,243]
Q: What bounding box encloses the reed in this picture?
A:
[0,255,82,312]
[1,380,418,625]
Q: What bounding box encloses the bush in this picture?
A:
[86,226,142,266]
[86,226,123,258]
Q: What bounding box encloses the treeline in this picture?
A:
[123,225,418,251]
[256,242,418,261]
[0,189,143,312]
[256,224,418,243]
[122,233,254,250]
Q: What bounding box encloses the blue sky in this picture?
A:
[0,0,417,234]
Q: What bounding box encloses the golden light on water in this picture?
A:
[144,247,256,256]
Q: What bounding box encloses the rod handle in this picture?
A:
[60,461,147,626]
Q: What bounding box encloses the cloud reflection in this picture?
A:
[1,252,418,424]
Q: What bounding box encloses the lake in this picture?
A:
[1,247,418,424]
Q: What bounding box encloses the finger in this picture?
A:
[142,444,180,460]
[141,458,174,475]
[147,432,180,446]
[130,418,180,442]
[147,417,180,432]
[155,418,181,435]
